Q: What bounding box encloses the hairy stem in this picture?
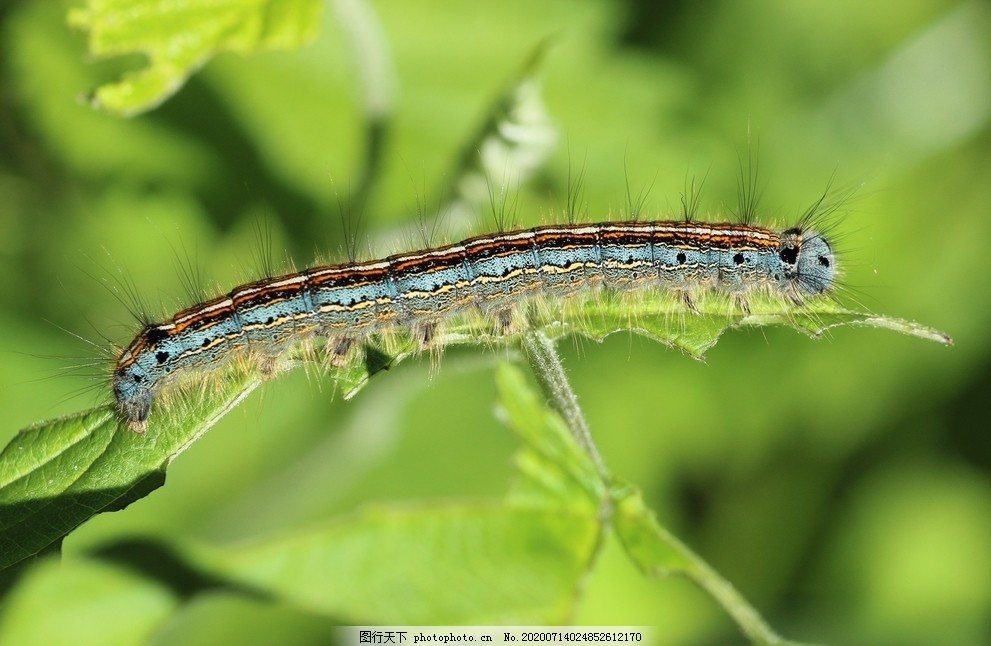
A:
[519,332,797,644]
[520,329,607,480]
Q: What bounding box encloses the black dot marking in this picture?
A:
[818,256,830,267]
[155,351,169,364]
[133,374,144,383]
[733,253,745,265]
[779,247,798,264]
[146,328,168,343]
[676,252,686,264]
[266,316,275,325]
[202,338,210,347]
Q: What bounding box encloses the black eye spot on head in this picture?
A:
[733,253,745,265]
[155,351,169,364]
[147,328,168,344]
[779,246,798,265]
[676,252,686,264]
[818,255,830,267]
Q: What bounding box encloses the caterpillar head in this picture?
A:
[113,353,153,430]
[778,228,836,295]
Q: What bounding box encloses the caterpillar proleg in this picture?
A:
[113,216,837,430]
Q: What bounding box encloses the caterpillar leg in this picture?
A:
[681,291,700,315]
[495,308,514,336]
[329,336,356,367]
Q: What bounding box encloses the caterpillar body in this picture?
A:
[113,219,836,430]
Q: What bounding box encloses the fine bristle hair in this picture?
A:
[335,179,366,264]
[680,170,707,223]
[565,146,589,225]
[99,146,868,431]
[33,314,119,415]
[84,249,154,328]
[623,155,657,221]
[250,216,279,284]
[796,172,863,236]
[486,170,523,233]
[168,238,208,307]
[735,142,763,226]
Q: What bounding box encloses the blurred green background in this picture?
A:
[1,0,989,644]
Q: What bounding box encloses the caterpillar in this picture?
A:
[112,216,836,430]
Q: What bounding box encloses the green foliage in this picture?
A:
[0,299,948,635]
[0,372,258,572]
[190,364,605,624]
[0,0,983,644]
[68,0,321,115]
[0,361,835,638]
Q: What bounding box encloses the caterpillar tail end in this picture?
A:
[117,395,151,433]
[114,376,152,433]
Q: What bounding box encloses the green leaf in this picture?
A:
[190,503,599,624]
[498,361,604,510]
[55,363,606,624]
[68,0,322,116]
[0,556,177,646]
[548,291,954,360]
[0,299,950,579]
[611,485,816,646]
[187,363,604,624]
[0,369,260,575]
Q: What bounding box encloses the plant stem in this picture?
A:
[520,331,797,644]
[520,329,608,479]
